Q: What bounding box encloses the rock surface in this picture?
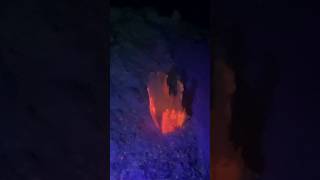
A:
[110,8,210,180]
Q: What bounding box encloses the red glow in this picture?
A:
[213,157,243,180]
[147,72,187,134]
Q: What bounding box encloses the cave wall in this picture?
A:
[110,8,210,179]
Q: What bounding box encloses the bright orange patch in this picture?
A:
[147,72,187,134]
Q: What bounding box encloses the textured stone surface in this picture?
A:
[110,8,210,180]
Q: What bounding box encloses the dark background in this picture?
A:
[0,0,108,179]
[212,0,320,179]
[111,0,210,28]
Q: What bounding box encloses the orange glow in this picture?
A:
[147,72,187,134]
[147,88,159,129]
[213,157,243,180]
[211,60,245,180]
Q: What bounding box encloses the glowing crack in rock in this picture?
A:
[147,72,187,134]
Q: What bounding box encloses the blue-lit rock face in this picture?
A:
[110,8,210,180]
